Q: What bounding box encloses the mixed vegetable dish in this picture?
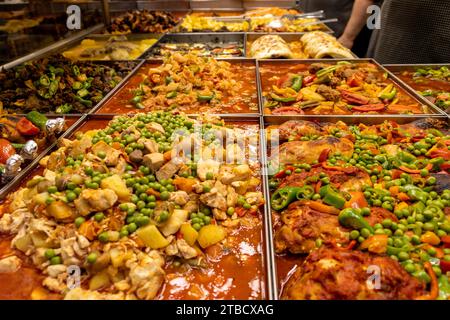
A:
[0,111,265,299]
[260,61,429,115]
[0,55,136,114]
[148,41,243,59]
[105,10,179,34]
[267,119,450,299]
[392,66,450,115]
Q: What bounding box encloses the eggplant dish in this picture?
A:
[260,61,429,115]
[392,66,450,115]
[0,55,136,114]
[267,118,450,300]
[0,112,265,299]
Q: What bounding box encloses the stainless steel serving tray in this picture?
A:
[91,58,261,116]
[246,33,358,59]
[141,32,246,58]
[257,58,446,116]
[261,114,449,299]
[384,64,450,117]
[0,113,276,300]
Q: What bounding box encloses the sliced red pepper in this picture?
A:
[0,139,15,164]
[442,235,450,248]
[16,117,40,136]
[416,262,439,300]
[274,166,295,179]
[322,163,358,174]
[340,90,370,105]
[276,75,291,88]
[318,148,331,163]
[352,104,386,112]
[399,163,433,174]
[391,169,403,179]
[441,163,450,173]
[428,149,450,160]
[303,75,316,85]
[441,260,450,273]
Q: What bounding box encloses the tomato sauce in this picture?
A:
[96,62,259,114]
[0,120,267,300]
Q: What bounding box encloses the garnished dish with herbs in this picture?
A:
[260,61,430,115]
[98,53,258,114]
[390,66,450,115]
[0,112,266,300]
[267,118,450,300]
[0,55,136,114]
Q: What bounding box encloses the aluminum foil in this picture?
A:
[21,140,38,160]
[46,118,65,135]
[3,154,24,178]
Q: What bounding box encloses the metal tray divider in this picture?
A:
[259,115,278,300]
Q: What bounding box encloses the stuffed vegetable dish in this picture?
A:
[0,112,266,300]
[98,53,258,114]
[266,118,450,300]
[260,61,430,115]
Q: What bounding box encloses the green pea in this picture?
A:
[87,253,97,264]
[159,211,169,222]
[97,151,106,159]
[136,216,150,227]
[427,248,437,256]
[374,223,383,230]
[202,207,211,215]
[127,223,137,233]
[361,228,371,238]
[243,203,252,210]
[45,249,56,259]
[94,212,104,222]
[312,193,321,200]
[427,177,436,185]
[193,223,201,231]
[350,230,360,240]
[227,207,235,216]
[75,217,85,228]
[404,263,415,273]
[50,256,62,265]
[98,232,109,243]
[423,222,435,231]
[398,251,409,261]
[206,172,214,180]
[160,191,170,201]
[203,216,211,225]
[361,207,371,216]
[47,186,58,194]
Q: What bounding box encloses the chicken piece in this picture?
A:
[69,134,92,158]
[176,239,198,259]
[91,141,122,167]
[219,164,252,184]
[226,186,238,207]
[197,159,221,181]
[268,120,321,142]
[43,277,66,293]
[46,148,67,171]
[128,253,165,300]
[200,188,227,212]
[146,122,165,134]
[0,207,31,234]
[142,153,164,172]
[271,137,354,167]
[183,197,199,213]
[165,243,179,256]
[274,203,348,254]
[156,159,182,182]
[74,189,118,216]
[159,209,189,236]
[65,287,125,300]
[245,192,264,206]
[0,256,22,273]
[212,208,227,221]
[143,139,159,154]
[169,191,189,206]
[281,247,426,300]
[46,264,67,278]
[60,236,88,265]
[225,144,244,164]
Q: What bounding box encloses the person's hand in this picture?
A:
[338,35,354,49]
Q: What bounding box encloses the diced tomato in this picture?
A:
[303,75,316,85]
[0,139,16,164]
[347,74,364,87]
[16,117,40,136]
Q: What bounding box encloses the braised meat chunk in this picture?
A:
[282,247,426,300]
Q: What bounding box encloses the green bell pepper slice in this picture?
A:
[166,91,177,99]
[197,92,215,102]
[291,75,303,92]
[271,186,303,211]
[319,185,346,209]
[338,208,373,232]
[56,103,73,114]
[26,111,48,130]
[438,276,450,300]
[296,185,314,200]
[270,93,296,103]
